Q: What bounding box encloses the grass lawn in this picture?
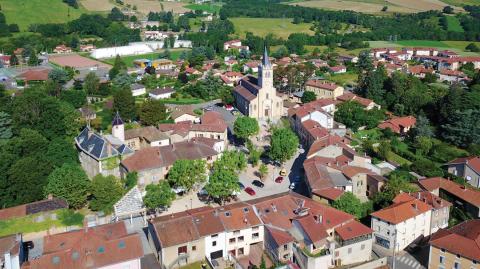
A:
[387,151,412,166]
[445,16,464,33]
[102,49,189,68]
[326,72,358,86]
[184,3,222,13]
[353,128,383,141]
[0,0,88,31]
[230,18,314,39]
[440,0,480,6]
[0,209,84,237]
[160,97,204,105]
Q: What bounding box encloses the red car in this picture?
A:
[244,187,256,196]
[275,176,284,183]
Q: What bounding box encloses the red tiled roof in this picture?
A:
[266,227,294,246]
[0,198,68,221]
[371,194,432,224]
[289,99,335,119]
[341,166,371,179]
[335,221,373,241]
[336,92,374,107]
[448,156,480,174]
[295,215,329,242]
[378,116,416,133]
[429,220,480,261]
[418,177,480,207]
[305,80,339,91]
[307,135,350,158]
[393,192,451,210]
[313,187,344,201]
[22,222,143,269]
[18,69,49,81]
[218,202,262,231]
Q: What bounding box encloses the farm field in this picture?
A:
[102,48,188,67]
[289,0,462,13]
[440,0,480,6]
[445,16,464,32]
[0,0,87,31]
[185,3,222,13]
[80,0,115,12]
[230,18,314,39]
[368,40,480,56]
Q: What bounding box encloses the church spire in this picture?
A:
[112,111,124,126]
[262,46,271,68]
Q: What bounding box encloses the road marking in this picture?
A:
[407,260,414,266]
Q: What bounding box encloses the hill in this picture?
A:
[0,0,87,31]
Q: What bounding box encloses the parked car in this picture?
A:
[225,104,234,111]
[279,168,287,176]
[275,176,284,183]
[244,187,256,196]
[238,182,245,190]
[252,180,265,188]
[289,182,296,190]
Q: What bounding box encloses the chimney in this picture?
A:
[244,218,248,224]
[314,215,323,224]
[412,203,417,210]
[417,192,420,199]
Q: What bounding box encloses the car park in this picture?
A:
[244,187,256,196]
[252,180,265,188]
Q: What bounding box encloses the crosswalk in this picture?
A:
[394,256,425,269]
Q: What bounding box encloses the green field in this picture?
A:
[0,0,87,31]
[368,40,480,56]
[102,49,189,68]
[230,18,314,39]
[184,3,222,13]
[445,16,464,33]
[440,0,480,6]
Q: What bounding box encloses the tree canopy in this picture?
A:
[234,116,259,141]
[269,127,299,164]
[167,159,207,191]
[89,174,124,213]
[144,181,176,210]
[44,163,90,209]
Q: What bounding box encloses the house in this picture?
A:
[304,80,344,100]
[0,55,11,67]
[124,126,170,151]
[366,174,386,198]
[437,56,480,71]
[149,87,175,100]
[446,156,480,188]
[21,222,143,269]
[370,193,433,254]
[288,98,336,141]
[78,106,96,121]
[53,44,72,54]
[336,92,380,110]
[233,48,284,122]
[0,197,68,222]
[121,140,220,186]
[152,59,175,70]
[328,65,347,74]
[185,67,201,76]
[220,76,234,87]
[378,116,416,135]
[418,177,480,218]
[0,234,24,269]
[17,69,50,85]
[392,192,451,234]
[169,106,200,123]
[131,83,146,97]
[75,114,133,178]
[428,220,480,269]
[337,55,359,64]
[407,65,434,79]
[243,61,260,73]
[223,71,243,83]
[224,40,249,51]
[297,120,330,148]
[79,44,96,52]
[438,69,468,83]
[147,203,262,268]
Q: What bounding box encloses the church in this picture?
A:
[233,48,284,122]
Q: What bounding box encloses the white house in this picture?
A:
[149,87,175,100]
[131,83,146,97]
[371,193,432,254]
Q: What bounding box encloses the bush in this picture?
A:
[58,209,84,226]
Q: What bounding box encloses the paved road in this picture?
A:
[388,253,426,269]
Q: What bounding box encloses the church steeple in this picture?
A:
[258,46,273,88]
[112,111,125,141]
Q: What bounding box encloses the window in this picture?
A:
[252,233,259,239]
[457,254,461,259]
[238,247,244,255]
[192,246,196,251]
[212,241,217,247]
[454,262,460,269]
[234,230,240,235]
[252,226,259,231]
[439,256,445,264]
[266,94,269,99]
[284,244,288,251]
[238,236,244,242]
[212,234,218,238]
[178,246,187,255]
[229,238,236,244]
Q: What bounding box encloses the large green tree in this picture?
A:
[204,168,240,204]
[0,111,12,140]
[269,127,299,164]
[234,116,259,141]
[332,192,372,219]
[167,159,207,191]
[113,88,136,121]
[442,109,480,148]
[89,174,124,213]
[44,163,90,209]
[83,72,100,94]
[109,55,127,80]
[301,91,316,103]
[139,99,168,126]
[144,181,176,210]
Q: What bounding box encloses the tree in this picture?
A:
[442,109,480,148]
[0,111,12,140]
[269,127,299,164]
[234,116,259,142]
[258,163,268,180]
[466,43,480,52]
[443,6,454,14]
[414,136,433,156]
[247,141,262,166]
[59,90,86,109]
[113,88,136,121]
[332,192,371,219]
[139,99,168,126]
[204,168,239,204]
[48,69,69,86]
[167,159,207,191]
[412,115,434,138]
[45,138,78,168]
[112,73,134,89]
[9,53,18,66]
[125,172,138,190]
[377,141,391,160]
[144,181,176,210]
[44,163,90,209]
[109,55,127,80]
[89,174,124,213]
[83,72,100,94]
[373,173,417,208]
[301,91,316,103]
[213,150,247,173]
[27,49,39,66]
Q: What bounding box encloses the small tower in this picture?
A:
[112,111,125,141]
[258,46,273,89]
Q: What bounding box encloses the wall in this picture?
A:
[430,206,450,234]
[204,232,227,260]
[225,225,264,258]
[333,237,372,266]
[161,239,205,269]
[292,244,331,269]
[428,245,477,269]
[78,151,101,178]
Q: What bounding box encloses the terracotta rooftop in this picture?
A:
[305,80,339,91]
[418,177,480,207]
[371,194,432,224]
[336,92,374,107]
[393,192,451,210]
[378,116,416,133]
[124,126,169,142]
[18,69,49,81]
[22,222,143,269]
[266,227,294,246]
[335,221,373,241]
[312,187,344,201]
[429,219,480,261]
[448,156,480,174]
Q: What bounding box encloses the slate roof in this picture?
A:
[112,112,124,126]
[75,128,132,161]
[0,198,68,221]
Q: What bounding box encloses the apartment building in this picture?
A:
[304,80,344,100]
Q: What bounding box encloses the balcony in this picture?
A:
[335,234,372,248]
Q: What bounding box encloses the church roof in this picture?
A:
[262,46,271,67]
[112,111,124,126]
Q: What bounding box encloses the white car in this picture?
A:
[289,182,296,190]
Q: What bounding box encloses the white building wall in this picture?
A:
[151,138,170,147]
[91,44,154,59]
[204,232,227,259]
[334,238,372,266]
[300,111,333,129]
[224,226,263,257]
